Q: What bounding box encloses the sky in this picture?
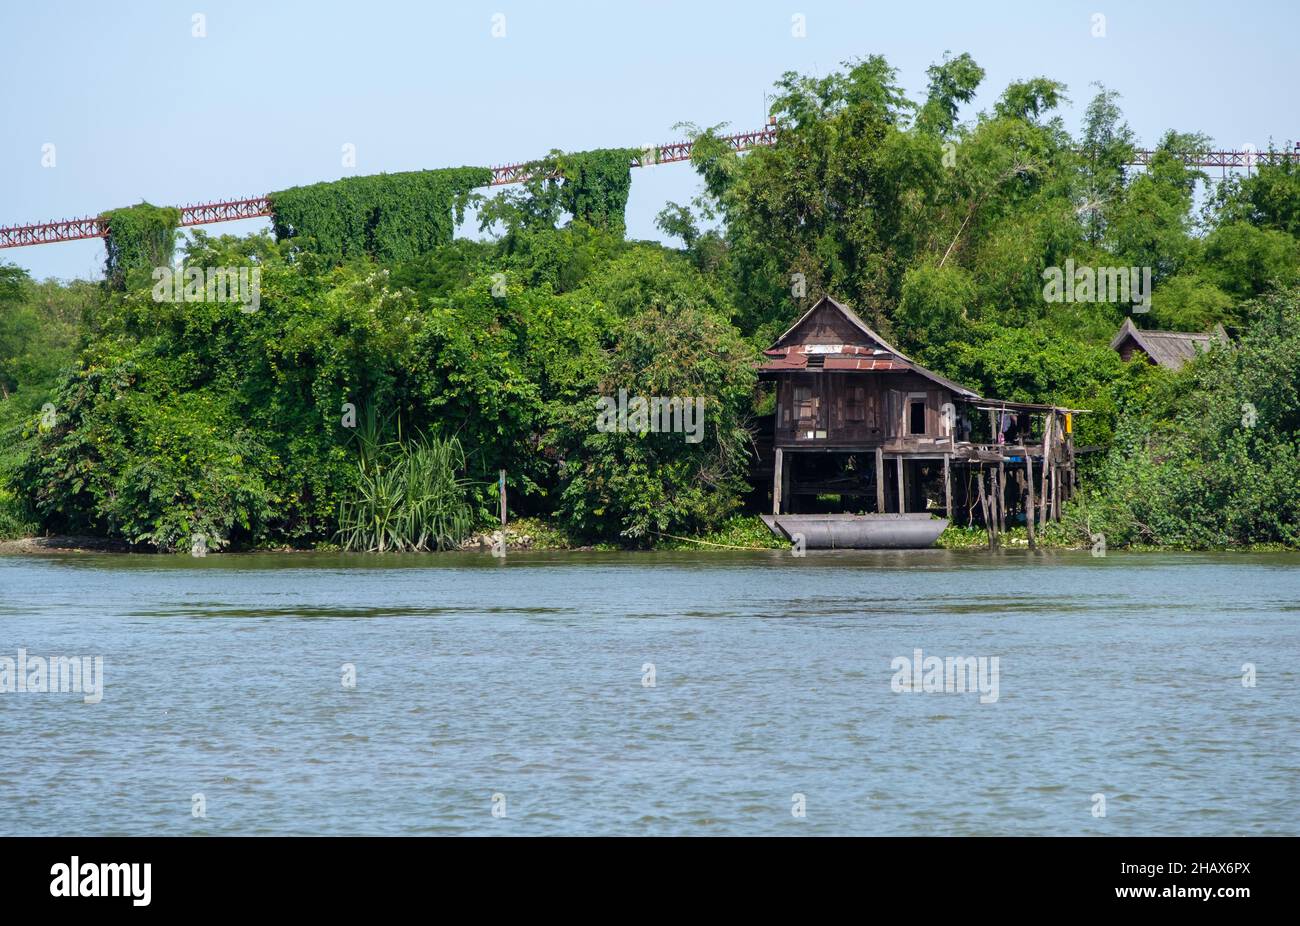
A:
[1,0,1297,281]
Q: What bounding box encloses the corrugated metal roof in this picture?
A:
[772,295,913,360]
[758,346,909,372]
[760,296,981,398]
[1110,318,1227,371]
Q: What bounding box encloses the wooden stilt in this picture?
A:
[967,469,979,527]
[987,465,998,546]
[943,453,953,520]
[976,466,994,549]
[772,447,783,515]
[1023,446,1037,550]
[1067,429,1077,497]
[1054,417,1064,521]
[1039,412,1054,533]
[997,460,1007,534]
[1048,417,1058,522]
[875,447,885,514]
[782,453,791,513]
[988,471,997,548]
[896,455,906,514]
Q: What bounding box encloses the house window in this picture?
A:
[908,399,927,435]
[794,385,818,421]
[846,386,866,422]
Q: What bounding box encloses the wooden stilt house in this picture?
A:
[753,296,1084,547]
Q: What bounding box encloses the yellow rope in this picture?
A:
[649,530,773,551]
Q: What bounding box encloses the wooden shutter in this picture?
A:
[887,389,903,439]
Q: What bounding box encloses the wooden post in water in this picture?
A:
[1022,446,1037,550]
[499,469,507,527]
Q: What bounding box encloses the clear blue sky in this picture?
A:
[2,0,1296,280]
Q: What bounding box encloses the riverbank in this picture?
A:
[0,515,1163,555]
[0,535,135,555]
[7,513,1299,556]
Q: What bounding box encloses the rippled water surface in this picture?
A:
[1,549,1297,835]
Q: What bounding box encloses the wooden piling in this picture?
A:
[1039,412,1054,533]
[1022,445,1037,550]
[997,459,1007,535]
[943,453,953,521]
[875,447,886,514]
[976,465,993,549]
[772,448,783,515]
[989,469,1000,548]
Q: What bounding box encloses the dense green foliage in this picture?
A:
[269,168,491,261]
[1074,288,1300,547]
[101,203,180,290]
[2,224,755,548]
[3,52,1299,551]
[0,268,89,538]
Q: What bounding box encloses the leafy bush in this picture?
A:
[336,411,475,552]
[15,362,275,550]
[554,300,757,542]
[1073,286,1300,547]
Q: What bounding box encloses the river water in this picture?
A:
[1,549,1296,835]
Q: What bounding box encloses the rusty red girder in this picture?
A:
[1129,145,1300,169]
[0,127,782,250]
[3,127,1296,250]
[0,127,779,250]
[180,195,272,227]
[0,197,275,250]
[0,215,106,247]
[483,124,779,184]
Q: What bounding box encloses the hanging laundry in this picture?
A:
[997,410,1012,444]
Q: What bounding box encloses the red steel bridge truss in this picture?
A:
[2,126,1296,250]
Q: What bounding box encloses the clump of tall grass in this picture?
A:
[336,409,475,552]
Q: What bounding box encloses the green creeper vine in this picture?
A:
[101,203,181,290]
[554,148,638,230]
[268,167,492,262]
[481,148,639,233]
